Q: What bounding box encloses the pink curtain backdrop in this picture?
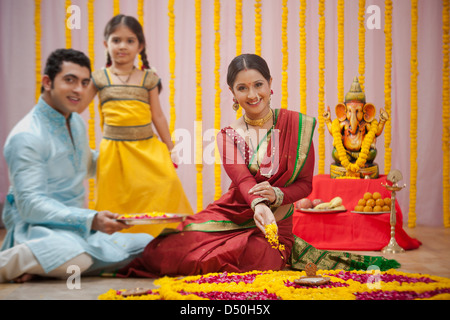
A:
[0,0,447,227]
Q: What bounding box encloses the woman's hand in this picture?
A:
[253,203,276,234]
[249,181,276,204]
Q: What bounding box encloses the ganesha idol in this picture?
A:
[324,77,389,179]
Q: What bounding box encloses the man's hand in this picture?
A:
[91,211,130,234]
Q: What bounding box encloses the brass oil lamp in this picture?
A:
[381,169,406,254]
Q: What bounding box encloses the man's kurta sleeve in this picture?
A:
[4,133,97,238]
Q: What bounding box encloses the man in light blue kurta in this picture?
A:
[0,49,152,282]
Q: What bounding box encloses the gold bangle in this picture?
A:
[271,187,284,207]
[251,197,270,211]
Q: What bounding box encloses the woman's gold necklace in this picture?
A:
[244,108,273,127]
[245,109,276,177]
[111,66,136,84]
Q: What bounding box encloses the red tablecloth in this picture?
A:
[292,174,421,251]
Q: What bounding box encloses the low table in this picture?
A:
[292,174,421,251]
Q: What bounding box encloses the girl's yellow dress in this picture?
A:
[91,68,193,236]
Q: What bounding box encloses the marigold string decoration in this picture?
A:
[443,0,450,227]
[195,0,203,211]
[317,0,326,174]
[235,0,243,119]
[337,0,345,103]
[35,0,42,103]
[168,0,176,137]
[299,0,307,115]
[254,0,262,56]
[65,0,72,49]
[113,0,120,16]
[281,0,288,109]
[408,0,418,228]
[137,0,144,69]
[358,0,365,91]
[214,0,222,200]
[384,0,393,174]
[235,0,242,56]
[87,0,96,209]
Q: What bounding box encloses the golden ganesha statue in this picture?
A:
[324,77,389,179]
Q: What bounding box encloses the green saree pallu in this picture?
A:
[289,236,400,272]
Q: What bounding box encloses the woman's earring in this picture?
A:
[232,98,240,111]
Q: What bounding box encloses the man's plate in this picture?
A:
[117,213,189,225]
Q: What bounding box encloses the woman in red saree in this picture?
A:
[118,54,399,278]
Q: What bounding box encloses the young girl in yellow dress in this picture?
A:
[84,14,193,236]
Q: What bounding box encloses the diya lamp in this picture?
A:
[381,169,406,254]
[294,262,330,286]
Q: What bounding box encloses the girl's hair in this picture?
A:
[227,54,271,89]
[104,14,162,92]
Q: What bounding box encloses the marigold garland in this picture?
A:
[214,0,222,200]
[358,0,365,91]
[99,269,450,300]
[443,0,450,227]
[299,0,307,115]
[281,0,288,109]
[168,0,176,137]
[235,0,242,56]
[331,118,378,177]
[87,0,96,209]
[337,0,345,103]
[235,0,243,119]
[254,0,262,56]
[317,0,326,174]
[195,0,203,211]
[35,0,41,103]
[137,0,144,69]
[384,0,393,174]
[409,0,418,228]
[113,0,120,16]
[65,0,72,49]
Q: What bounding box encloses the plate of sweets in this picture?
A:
[351,192,391,215]
[296,196,347,213]
[117,212,189,225]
